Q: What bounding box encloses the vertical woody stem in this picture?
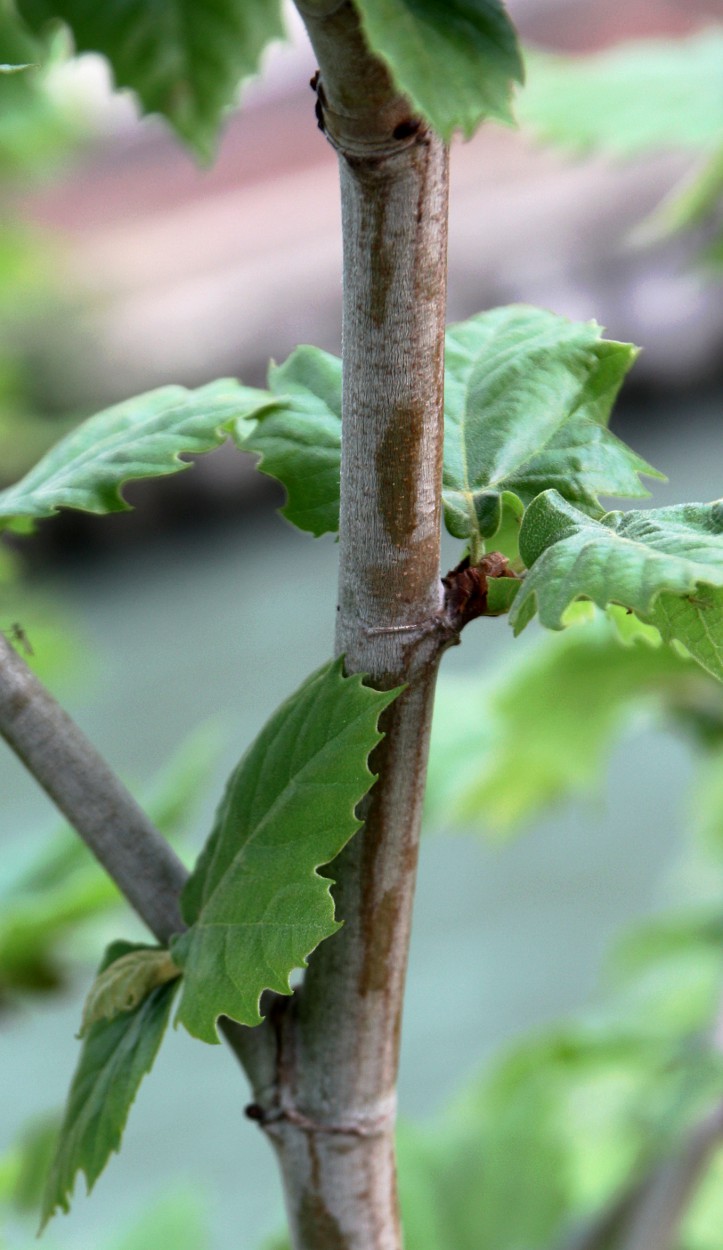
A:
[264,4,450,1246]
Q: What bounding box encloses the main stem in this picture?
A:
[264,5,449,1247]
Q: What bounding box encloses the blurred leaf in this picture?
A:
[0,1112,59,1212]
[17,0,285,160]
[354,0,523,138]
[109,1190,208,1250]
[234,347,342,537]
[636,143,723,243]
[0,380,267,528]
[426,607,695,835]
[693,748,723,860]
[519,31,723,157]
[512,494,723,678]
[172,659,398,1040]
[41,941,179,1228]
[442,307,657,548]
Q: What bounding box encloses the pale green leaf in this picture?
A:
[234,346,343,537]
[172,658,398,1041]
[512,493,723,673]
[16,0,285,159]
[354,0,523,139]
[519,31,723,157]
[426,607,695,835]
[41,941,179,1228]
[442,307,659,546]
[80,947,180,1036]
[0,61,33,71]
[0,379,268,528]
[647,586,723,684]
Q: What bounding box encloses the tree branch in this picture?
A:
[0,632,276,1089]
[0,631,186,943]
[261,5,449,1247]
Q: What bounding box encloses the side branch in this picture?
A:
[0,632,186,942]
[0,632,276,1087]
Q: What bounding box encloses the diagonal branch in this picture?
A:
[0,631,186,943]
[0,631,276,1086]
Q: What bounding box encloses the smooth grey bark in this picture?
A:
[256,5,450,1247]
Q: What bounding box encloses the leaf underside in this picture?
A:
[41,941,178,1228]
[172,658,398,1042]
[512,492,723,681]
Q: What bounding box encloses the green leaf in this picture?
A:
[41,941,179,1228]
[426,606,695,835]
[647,586,723,685]
[354,0,523,139]
[442,307,659,546]
[80,947,180,1036]
[0,379,267,528]
[172,658,399,1041]
[16,0,285,159]
[512,493,723,674]
[519,31,723,157]
[234,346,343,537]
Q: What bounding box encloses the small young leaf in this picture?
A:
[172,659,399,1042]
[512,493,723,675]
[80,947,180,1036]
[16,0,285,160]
[519,30,723,157]
[41,941,179,1228]
[354,0,523,138]
[233,347,343,537]
[442,307,659,546]
[0,380,269,528]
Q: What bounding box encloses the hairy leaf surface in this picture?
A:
[519,31,723,156]
[234,347,343,537]
[0,380,271,528]
[17,0,284,158]
[443,307,658,544]
[172,659,398,1041]
[647,586,723,684]
[355,0,523,138]
[512,493,723,674]
[41,942,178,1227]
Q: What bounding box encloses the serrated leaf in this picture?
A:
[647,586,723,684]
[0,379,268,528]
[442,307,659,546]
[41,941,179,1228]
[519,31,723,157]
[80,947,180,1036]
[233,346,343,537]
[512,493,723,676]
[16,0,285,159]
[171,658,399,1041]
[426,607,695,834]
[355,0,523,138]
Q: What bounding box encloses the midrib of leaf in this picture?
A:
[195,701,374,918]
